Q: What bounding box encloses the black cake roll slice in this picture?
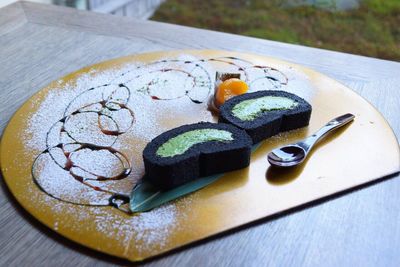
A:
[219,90,312,144]
[143,122,252,190]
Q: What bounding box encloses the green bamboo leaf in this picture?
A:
[130,144,261,212]
[129,174,222,212]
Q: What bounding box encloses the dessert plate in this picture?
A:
[1,50,399,261]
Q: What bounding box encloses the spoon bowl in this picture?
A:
[268,145,306,167]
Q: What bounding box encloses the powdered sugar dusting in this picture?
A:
[95,204,179,253]
[19,53,314,254]
[33,152,111,205]
[44,193,195,255]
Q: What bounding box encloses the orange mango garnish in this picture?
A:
[215,78,249,107]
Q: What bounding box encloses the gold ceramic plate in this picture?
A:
[1,50,399,261]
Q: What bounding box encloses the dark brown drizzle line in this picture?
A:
[31,56,289,213]
[32,85,134,212]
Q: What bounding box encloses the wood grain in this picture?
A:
[0,2,27,37]
[0,1,399,266]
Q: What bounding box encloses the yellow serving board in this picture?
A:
[1,50,399,261]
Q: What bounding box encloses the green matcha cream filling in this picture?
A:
[156,129,233,157]
[232,96,298,121]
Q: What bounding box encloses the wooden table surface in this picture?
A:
[1,2,400,266]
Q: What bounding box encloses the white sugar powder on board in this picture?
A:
[20,54,314,252]
[24,71,121,152]
[95,204,179,253]
[45,195,194,254]
[22,55,205,251]
[92,195,194,254]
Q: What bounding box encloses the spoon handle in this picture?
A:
[298,113,355,151]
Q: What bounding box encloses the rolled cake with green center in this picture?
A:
[219,90,312,144]
[143,122,252,189]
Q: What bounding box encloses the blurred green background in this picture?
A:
[152,0,400,61]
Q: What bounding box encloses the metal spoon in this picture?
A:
[268,113,355,167]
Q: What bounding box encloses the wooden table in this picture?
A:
[1,2,399,266]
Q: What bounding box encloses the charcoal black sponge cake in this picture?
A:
[219,90,312,144]
[143,122,252,189]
